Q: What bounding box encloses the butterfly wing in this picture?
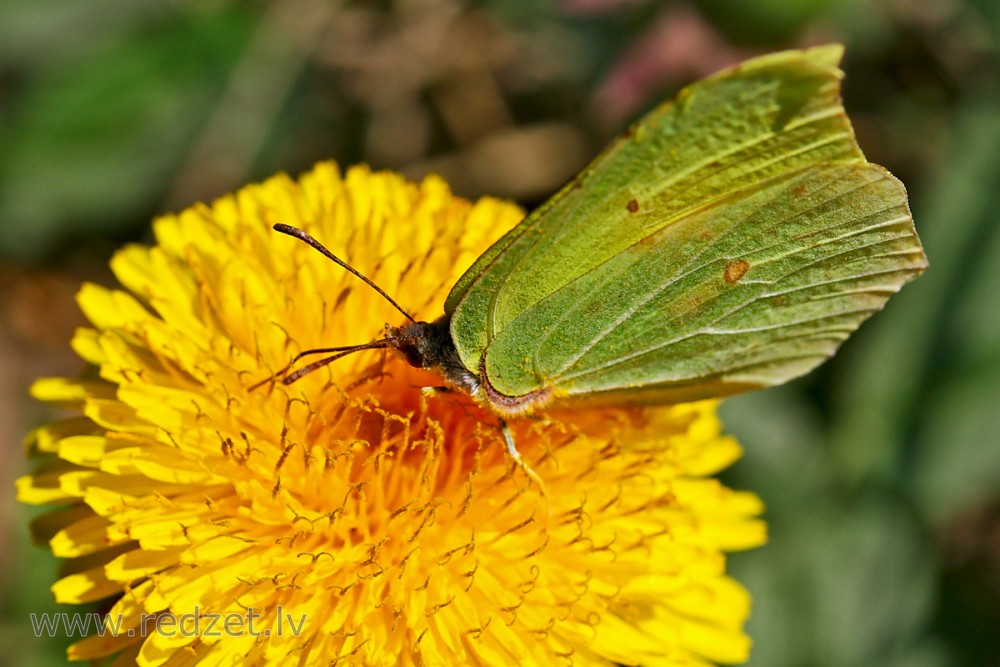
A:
[445,45,927,405]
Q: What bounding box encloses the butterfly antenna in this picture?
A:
[272,223,415,323]
[279,339,392,386]
[249,339,394,391]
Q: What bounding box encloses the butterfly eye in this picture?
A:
[401,343,425,369]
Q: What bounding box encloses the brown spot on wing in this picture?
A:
[626,199,639,213]
[723,259,750,284]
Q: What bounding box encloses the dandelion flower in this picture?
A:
[20,163,766,666]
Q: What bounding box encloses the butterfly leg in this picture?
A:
[419,385,451,413]
[499,419,549,509]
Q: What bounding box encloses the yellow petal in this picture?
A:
[52,565,124,603]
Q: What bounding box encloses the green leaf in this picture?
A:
[694,0,843,43]
[828,104,1000,484]
[0,8,255,258]
[723,392,948,667]
[912,359,1000,521]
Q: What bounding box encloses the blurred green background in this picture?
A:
[2,1,998,665]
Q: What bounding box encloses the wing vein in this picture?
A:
[546,170,895,378]
[555,230,914,382]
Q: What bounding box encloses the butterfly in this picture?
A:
[257,45,927,475]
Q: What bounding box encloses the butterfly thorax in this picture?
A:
[387,317,555,418]
[386,317,481,396]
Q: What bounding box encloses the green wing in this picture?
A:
[445,45,927,405]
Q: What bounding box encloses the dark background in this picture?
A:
[2,1,998,665]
